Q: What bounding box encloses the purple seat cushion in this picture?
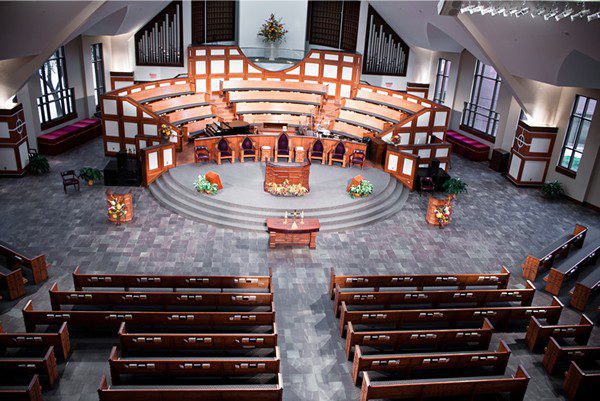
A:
[446,130,489,151]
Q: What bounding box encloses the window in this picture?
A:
[37,46,75,128]
[433,58,451,104]
[558,95,597,174]
[91,43,105,107]
[461,60,501,139]
[306,1,361,52]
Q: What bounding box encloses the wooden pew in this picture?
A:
[164,105,216,126]
[0,241,49,284]
[0,346,58,388]
[354,89,425,114]
[564,360,600,401]
[333,280,536,316]
[0,265,26,300]
[22,300,275,332]
[128,84,194,103]
[98,373,284,401]
[336,109,390,133]
[0,374,42,401]
[570,268,600,311]
[233,102,317,117]
[542,337,600,375]
[147,93,209,114]
[241,113,309,127]
[49,283,273,311]
[342,99,404,123]
[351,340,511,385]
[72,267,272,292]
[359,365,530,401]
[329,266,511,299]
[182,117,219,139]
[0,321,70,360]
[226,90,322,106]
[109,345,280,384]
[222,79,327,95]
[521,224,587,281]
[525,315,593,352]
[328,121,371,140]
[118,322,278,355]
[344,319,494,360]
[544,239,600,295]
[338,297,563,336]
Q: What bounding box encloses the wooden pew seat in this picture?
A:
[241,113,309,127]
[128,84,193,103]
[570,267,600,311]
[544,238,600,295]
[233,102,317,117]
[354,89,425,114]
[222,79,327,95]
[0,241,49,284]
[147,94,209,115]
[0,374,42,401]
[164,105,216,126]
[0,346,59,388]
[329,121,371,140]
[525,315,593,352]
[0,321,71,360]
[336,109,389,133]
[0,264,26,300]
[227,90,322,106]
[342,99,404,123]
[543,337,600,375]
[564,360,600,401]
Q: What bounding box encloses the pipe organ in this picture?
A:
[135,1,183,67]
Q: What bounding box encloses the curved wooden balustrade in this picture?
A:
[164,105,216,126]
[233,102,318,117]
[128,83,194,103]
[222,80,327,95]
[226,90,323,106]
[148,93,210,114]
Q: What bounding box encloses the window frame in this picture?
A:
[91,43,106,108]
[433,58,451,104]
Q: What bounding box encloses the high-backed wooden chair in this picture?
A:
[239,136,258,162]
[60,170,80,193]
[275,133,292,162]
[194,146,210,164]
[348,149,366,169]
[215,138,235,164]
[309,139,326,164]
[328,142,347,167]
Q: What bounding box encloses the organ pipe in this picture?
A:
[136,2,181,66]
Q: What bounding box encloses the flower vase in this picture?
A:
[269,43,276,61]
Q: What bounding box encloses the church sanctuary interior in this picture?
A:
[2,0,600,400]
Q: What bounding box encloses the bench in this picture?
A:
[233,102,317,117]
[22,300,275,332]
[570,267,600,311]
[222,79,327,95]
[333,280,536,316]
[338,297,563,336]
[0,321,70,360]
[72,267,272,292]
[98,373,283,401]
[108,345,280,384]
[49,283,273,311]
[522,224,588,281]
[241,113,310,127]
[351,340,511,386]
[226,90,322,106]
[118,322,278,355]
[564,360,599,401]
[0,374,42,401]
[128,84,194,104]
[164,105,216,126]
[147,93,209,115]
[0,346,59,388]
[336,109,390,133]
[344,319,494,360]
[445,130,490,162]
[544,239,600,295]
[342,99,405,123]
[328,121,371,140]
[0,241,49,284]
[37,118,101,155]
[525,315,593,352]
[354,89,425,114]
[0,265,25,300]
[330,266,511,299]
[543,337,600,375]
[359,365,530,401]
[182,117,220,139]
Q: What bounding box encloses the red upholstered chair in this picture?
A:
[328,142,347,167]
[419,176,435,195]
[194,146,210,164]
[239,136,258,162]
[61,170,80,193]
[308,140,325,164]
[275,133,292,162]
[215,138,235,164]
[349,150,366,169]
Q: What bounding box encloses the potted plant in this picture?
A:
[257,14,288,61]
[442,178,468,199]
[79,167,103,185]
[28,153,50,175]
[541,181,565,200]
[348,179,374,198]
[193,174,219,195]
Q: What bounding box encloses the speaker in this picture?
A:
[117,151,127,170]
[490,149,510,173]
[429,159,441,176]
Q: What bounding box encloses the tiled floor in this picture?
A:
[0,137,598,401]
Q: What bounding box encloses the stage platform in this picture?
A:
[149,162,408,232]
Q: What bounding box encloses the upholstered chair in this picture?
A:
[328,141,347,167]
[308,140,326,164]
[349,150,366,169]
[239,136,258,162]
[215,138,235,165]
[194,146,210,164]
[419,176,435,195]
[275,133,292,162]
[61,170,80,193]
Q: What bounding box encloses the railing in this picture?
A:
[238,47,308,69]
[461,101,499,138]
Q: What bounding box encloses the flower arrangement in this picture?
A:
[193,174,219,195]
[160,124,174,141]
[348,179,374,198]
[434,203,451,228]
[257,14,288,43]
[266,180,308,197]
[108,196,127,225]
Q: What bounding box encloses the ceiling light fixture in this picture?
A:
[588,11,600,21]
[453,1,598,22]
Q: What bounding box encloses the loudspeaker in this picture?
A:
[117,151,127,170]
[429,159,441,176]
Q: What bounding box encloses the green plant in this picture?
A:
[28,154,50,175]
[348,180,374,198]
[79,167,103,184]
[442,178,468,196]
[541,180,565,200]
[193,174,219,195]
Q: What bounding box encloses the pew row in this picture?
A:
[544,239,600,295]
[0,241,49,284]
[525,315,593,352]
[221,79,327,95]
[354,89,425,114]
[351,340,511,386]
[226,90,322,106]
[128,84,194,104]
[0,265,26,300]
[338,297,563,336]
[564,361,599,401]
[329,266,510,299]
[241,113,310,127]
[542,337,600,375]
[333,280,536,316]
[336,109,390,133]
[147,93,210,115]
[118,322,278,355]
[49,283,273,311]
[328,121,371,140]
[0,346,58,388]
[521,224,587,281]
[98,373,283,401]
[359,365,530,401]
[0,374,42,401]
[72,267,272,291]
[344,319,494,360]
[341,98,405,123]
[164,105,216,126]
[22,300,275,332]
[570,268,600,311]
[182,117,220,139]
[233,102,317,117]
[0,321,71,360]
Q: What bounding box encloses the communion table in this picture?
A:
[266,218,320,249]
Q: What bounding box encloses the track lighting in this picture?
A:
[454,1,598,22]
[587,11,600,22]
